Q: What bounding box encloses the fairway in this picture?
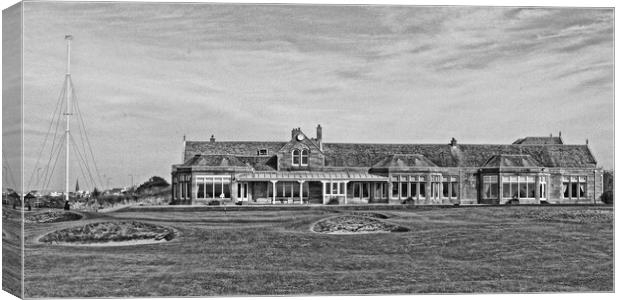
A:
[16,206,613,297]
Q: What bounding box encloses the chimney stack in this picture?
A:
[291,128,300,140]
[450,137,457,147]
[210,134,215,143]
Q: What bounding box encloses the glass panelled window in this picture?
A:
[527,176,535,198]
[301,150,308,166]
[353,183,361,198]
[483,175,498,199]
[324,181,346,196]
[502,176,510,198]
[442,181,449,198]
[563,176,587,199]
[392,181,399,198]
[409,177,419,199]
[451,180,458,198]
[196,176,231,199]
[430,175,441,199]
[214,178,222,197]
[401,182,408,198]
[292,149,300,166]
[539,177,547,199]
[353,183,370,198]
[197,178,205,198]
[503,176,535,199]
[419,176,426,197]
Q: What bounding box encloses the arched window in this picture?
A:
[301,149,309,166]
[292,149,300,166]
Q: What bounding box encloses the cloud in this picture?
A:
[16,3,614,190]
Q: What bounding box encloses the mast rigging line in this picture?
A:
[27,76,67,191]
[41,134,66,193]
[69,77,103,188]
[69,132,98,189]
[28,36,103,194]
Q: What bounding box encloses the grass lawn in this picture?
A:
[15,206,614,297]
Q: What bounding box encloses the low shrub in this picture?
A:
[601,190,613,205]
[208,200,221,206]
[401,197,415,205]
[326,197,340,205]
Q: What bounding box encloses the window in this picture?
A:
[451,180,458,198]
[258,149,268,156]
[540,177,547,199]
[430,175,441,199]
[527,176,535,198]
[292,149,300,166]
[324,181,346,196]
[301,149,308,166]
[353,183,370,198]
[563,176,587,199]
[195,175,231,199]
[419,176,426,197]
[401,182,408,198]
[392,181,399,198]
[482,175,498,199]
[442,181,449,198]
[197,178,205,198]
[502,176,535,199]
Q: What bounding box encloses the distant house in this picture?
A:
[104,188,123,196]
[171,125,603,205]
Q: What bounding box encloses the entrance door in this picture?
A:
[237,183,249,201]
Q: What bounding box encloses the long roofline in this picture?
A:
[186,140,589,147]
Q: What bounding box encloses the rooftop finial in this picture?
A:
[559,131,562,137]
[210,134,215,143]
[586,139,589,145]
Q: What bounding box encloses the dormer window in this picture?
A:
[292,149,300,166]
[301,149,308,166]
[258,149,268,156]
[292,149,308,167]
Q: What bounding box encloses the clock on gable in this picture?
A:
[296,133,305,141]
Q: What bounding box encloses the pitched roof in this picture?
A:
[184,141,285,161]
[513,136,563,145]
[181,154,248,167]
[482,154,540,168]
[182,141,597,169]
[371,154,440,172]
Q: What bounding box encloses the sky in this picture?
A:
[5,1,615,192]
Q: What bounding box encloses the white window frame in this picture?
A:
[301,149,309,166]
[502,176,535,199]
[195,175,232,199]
[562,176,587,199]
[291,149,300,166]
[540,176,547,200]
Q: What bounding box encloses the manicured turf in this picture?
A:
[15,206,614,297]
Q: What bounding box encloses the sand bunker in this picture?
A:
[312,215,408,234]
[39,221,175,246]
[349,212,390,219]
[25,211,82,223]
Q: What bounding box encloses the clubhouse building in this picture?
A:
[171,125,603,205]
